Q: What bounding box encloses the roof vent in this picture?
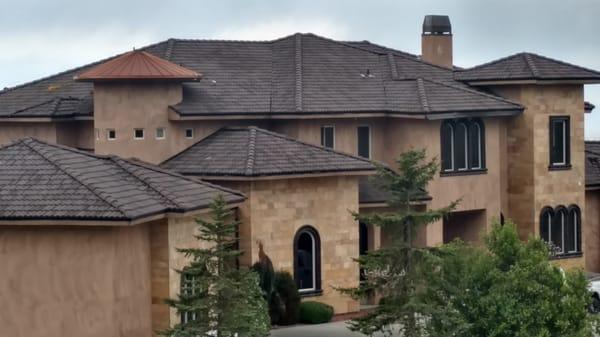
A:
[423,15,451,35]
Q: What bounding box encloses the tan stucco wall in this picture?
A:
[0,122,57,145]
[216,176,361,314]
[56,121,94,150]
[494,85,586,269]
[586,190,600,272]
[0,225,153,337]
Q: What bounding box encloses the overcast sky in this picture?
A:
[1,0,599,138]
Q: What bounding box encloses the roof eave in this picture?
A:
[182,169,378,181]
[424,108,523,120]
[457,78,600,86]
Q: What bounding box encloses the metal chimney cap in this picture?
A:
[423,15,452,35]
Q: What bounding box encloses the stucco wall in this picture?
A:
[0,225,153,337]
[56,121,94,150]
[495,85,586,269]
[0,122,57,145]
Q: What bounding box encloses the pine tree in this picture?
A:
[341,149,458,337]
[162,195,270,337]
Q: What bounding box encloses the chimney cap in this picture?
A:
[423,15,451,35]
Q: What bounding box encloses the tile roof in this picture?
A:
[160,126,376,178]
[0,138,244,221]
[75,50,200,82]
[0,34,522,120]
[454,52,600,83]
[586,141,600,187]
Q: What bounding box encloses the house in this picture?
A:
[0,14,599,336]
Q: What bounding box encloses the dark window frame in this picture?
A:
[440,119,487,176]
[320,125,335,149]
[549,116,571,170]
[539,205,582,258]
[185,128,194,139]
[357,125,371,159]
[293,225,322,297]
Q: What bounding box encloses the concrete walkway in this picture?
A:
[271,321,399,337]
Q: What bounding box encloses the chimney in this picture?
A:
[421,15,453,69]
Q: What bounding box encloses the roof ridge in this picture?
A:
[526,52,600,76]
[108,156,181,209]
[9,98,59,116]
[0,39,171,96]
[294,33,303,111]
[416,78,430,113]
[245,128,257,176]
[523,53,540,78]
[421,77,523,107]
[388,53,399,80]
[454,52,528,74]
[20,138,128,218]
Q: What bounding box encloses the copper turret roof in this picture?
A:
[74,50,200,82]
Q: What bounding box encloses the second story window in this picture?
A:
[134,128,144,140]
[357,126,371,158]
[185,128,194,139]
[156,127,166,140]
[107,129,116,141]
[441,119,486,174]
[320,126,335,149]
[549,116,570,169]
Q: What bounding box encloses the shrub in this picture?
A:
[252,262,283,324]
[274,271,301,325]
[299,301,334,324]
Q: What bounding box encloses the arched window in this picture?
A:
[566,205,582,253]
[440,119,485,174]
[441,122,454,172]
[294,226,321,293]
[468,121,485,169]
[455,122,468,170]
[552,206,567,254]
[540,207,553,244]
[540,205,582,256]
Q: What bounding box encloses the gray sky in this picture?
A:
[2,0,599,138]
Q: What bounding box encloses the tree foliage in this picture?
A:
[162,195,270,337]
[420,221,598,337]
[341,149,458,337]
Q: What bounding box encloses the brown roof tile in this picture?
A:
[161,126,377,178]
[0,138,244,221]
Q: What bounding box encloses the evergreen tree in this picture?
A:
[162,195,270,337]
[341,149,457,337]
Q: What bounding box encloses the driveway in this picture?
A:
[271,321,398,337]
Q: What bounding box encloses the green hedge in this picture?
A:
[299,301,334,324]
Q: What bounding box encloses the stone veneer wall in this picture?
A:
[495,85,586,269]
[586,190,600,272]
[218,176,361,314]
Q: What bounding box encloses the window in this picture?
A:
[320,126,335,149]
[94,128,100,141]
[185,128,194,139]
[540,205,582,257]
[180,272,200,324]
[549,116,570,168]
[134,128,144,140]
[357,126,371,158]
[156,127,166,140]
[294,226,321,294]
[107,129,116,141]
[440,119,486,174]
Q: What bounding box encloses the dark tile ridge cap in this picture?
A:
[416,78,430,113]
[108,156,180,210]
[10,98,59,116]
[295,33,303,111]
[164,38,176,61]
[454,52,530,74]
[0,39,171,96]
[18,138,129,219]
[245,127,257,176]
[121,157,246,201]
[224,126,379,168]
[523,53,540,78]
[421,77,524,109]
[388,53,399,80]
